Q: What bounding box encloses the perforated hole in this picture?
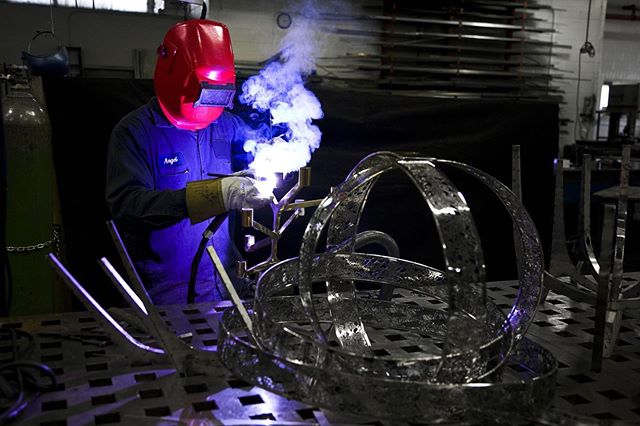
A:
[227,379,250,388]
[145,406,171,417]
[42,400,67,411]
[184,383,208,394]
[86,362,108,372]
[94,412,120,424]
[598,389,626,400]
[192,400,218,412]
[567,374,595,383]
[239,395,264,406]
[89,378,112,388]
[561,394,591,405]
[250,413,276,420]
[296,408,317,420]
[91,394,116,406]
[40,420,66,426]
[139,389,163,399]
[385,334,406,342]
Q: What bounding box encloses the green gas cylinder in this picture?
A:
[3,83,56,315]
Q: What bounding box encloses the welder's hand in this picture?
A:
[221,176,270,210]
[186,176,269,225]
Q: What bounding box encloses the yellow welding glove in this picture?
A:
[185,178,226,224]
[186,177,270,224]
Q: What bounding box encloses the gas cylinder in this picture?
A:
[3,81,55,315]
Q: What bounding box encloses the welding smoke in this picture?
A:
[240,2,324,181]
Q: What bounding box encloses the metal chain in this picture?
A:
[6,238,54,253]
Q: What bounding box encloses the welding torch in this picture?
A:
[207,170,256,179]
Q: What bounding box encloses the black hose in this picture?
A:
[200,0,207,19]
[0,327,57,423]
[187,212,228,304]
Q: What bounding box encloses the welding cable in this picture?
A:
[199,0,207,20]
[187,212,229,304]
[0,327,57,423]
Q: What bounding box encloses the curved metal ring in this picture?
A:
[253,253,513,381]
[219,305,556,423]
[299,152,488,382]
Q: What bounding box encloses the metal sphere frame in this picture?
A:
[219,152,557,422]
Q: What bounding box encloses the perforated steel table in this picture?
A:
[5,283,640,425]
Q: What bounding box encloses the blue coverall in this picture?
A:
[106,97,249,304]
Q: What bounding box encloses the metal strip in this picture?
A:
[330,28,564,46]
[206,245,257,344]
[591,204,615,371]
[609,145,631,301]
[577,154,600,276]
[46,253,165,364]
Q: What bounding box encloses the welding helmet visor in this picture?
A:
[154,19,236,131]
[194,82,235,108]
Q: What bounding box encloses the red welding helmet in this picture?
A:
[154,20,236,131]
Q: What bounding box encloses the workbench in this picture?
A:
[6,284,640,425]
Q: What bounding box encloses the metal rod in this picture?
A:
[338,13,555,32]
[355,64,555,79]
[250,220,279,240]
[278,209,301,235]
[511,145,525,290]
[47,253,164,361]
[283,199,323,211]
[372,7,545,22]
[511,145,522,200]
[341,52,560,68]
[99,257,148,316]
[592,203,615,372]
[609,146,631,302]
[106,220,193,374]
[369,41,560,55]
[331,28,565,47]
[547,159,575,276]
[207,172,232,178]
[245,236,271,253]
[356,0,556,12]
[206,246,259,346]
[578,154,599,276]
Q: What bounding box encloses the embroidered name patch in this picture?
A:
[158,152,185,169]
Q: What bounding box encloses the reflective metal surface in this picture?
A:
[220,151,556,422]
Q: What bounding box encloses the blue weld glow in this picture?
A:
[240,3,324,194]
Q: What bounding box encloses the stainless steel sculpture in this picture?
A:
[219,151,557,423]
[236,167,323,278]
[48,151,556,423]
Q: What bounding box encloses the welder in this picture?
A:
[106,19,268,304]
